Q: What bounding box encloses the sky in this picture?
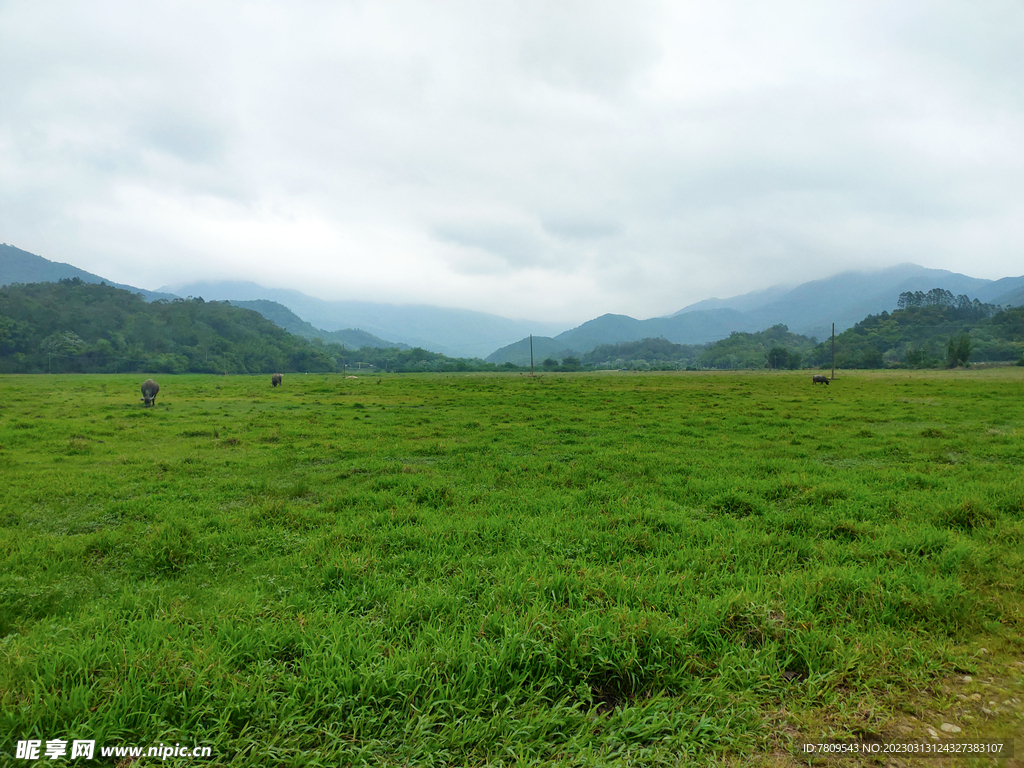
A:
[2,1,1023,324]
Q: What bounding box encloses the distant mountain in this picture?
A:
[487,309,758,365]
[166,280,568,358]
[0,244,178,301]
[670,283,796,315]
[672,263,1024,340]
[483,337,580,367]
[489,263,1024,363]
[10,244,1024,363]
[988,282,1024,308]
[227,299,408,350]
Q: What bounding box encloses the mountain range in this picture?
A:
[485,264,1024,364]
[1,244,559,357]
[672,264,1024,336]
[164,281,568,359]
[225,299,409,351]
[4,243,1024,362]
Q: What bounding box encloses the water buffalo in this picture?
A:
[271,373,283,387]
[812,374,830,385]
[140,379,160,405]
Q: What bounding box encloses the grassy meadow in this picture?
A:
[2,369,1023,766]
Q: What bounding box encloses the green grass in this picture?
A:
[2,369,1023,766]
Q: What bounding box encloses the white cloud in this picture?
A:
[2,0,1023,322]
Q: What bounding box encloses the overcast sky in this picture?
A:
[2,1,1022,323]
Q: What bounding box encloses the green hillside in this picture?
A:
[481,336,582,367]
[583,337,704,369]
[486,309,755,364]
[0,279,337,374]
[0,279,509,375]
[582,325,818,370]
[579,292,1024,372]
[803,289,1024,368]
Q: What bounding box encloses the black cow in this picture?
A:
[271,373,283,387]
[812,374,830,385]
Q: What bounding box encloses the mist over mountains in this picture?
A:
[0,244,178,302]
[4,243,1024,362]
[486,265,1024,364]
[224,299,410,351]
[164,281,568,359]
[671,264,1024,339]
[0,245,565,357]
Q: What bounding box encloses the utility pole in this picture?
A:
[831,322,835,381]
[530,334,534,376]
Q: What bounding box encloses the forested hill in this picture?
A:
[802,290,1024,368]
[0,279,340,374]
[581,325,819,370]
[0,279,509,374]
[562,293,1024,371]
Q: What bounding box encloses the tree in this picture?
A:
[41,330,86,356]
[947,334,972,367]
[926,288,954,307]
[560,356,581,370]
[898,291,925,309]
[542,358,558,369]
[766,347,789,370]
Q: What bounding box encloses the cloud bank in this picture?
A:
[2,0,1022,322]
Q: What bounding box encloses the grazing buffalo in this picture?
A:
[812,374,830,385]
[271,373,283,387]
[140,379,160,405]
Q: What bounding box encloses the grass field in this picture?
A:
[2,369,1023,766]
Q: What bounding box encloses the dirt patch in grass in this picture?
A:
[738,646,1024,768]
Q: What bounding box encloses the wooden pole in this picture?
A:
[831,322,835,380]
[530,334,534,376]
